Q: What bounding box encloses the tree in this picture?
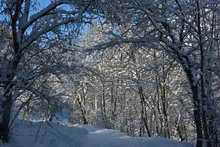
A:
[87,0,220,146]
[0,0,95,142]
[77,22,193,139]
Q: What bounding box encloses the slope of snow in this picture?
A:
[1,120,194,147]
[2,120,88,147]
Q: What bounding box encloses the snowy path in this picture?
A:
[80,125,188,147]
[83,129,143,147]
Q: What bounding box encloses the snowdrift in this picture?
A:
[3,120,88,147]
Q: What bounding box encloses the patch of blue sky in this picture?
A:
[38,0,51,8]
[30,0,50,15]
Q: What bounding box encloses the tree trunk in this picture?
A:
[0,52,22,143]
[185,69,204,147]
[76,96,88,124]
[138,86,151,137]
[0,91,13,143]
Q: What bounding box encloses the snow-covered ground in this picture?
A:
[1,120,194,147]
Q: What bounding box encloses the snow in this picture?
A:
[1,120,194,147]
[80,126,193,147]
[2,120,88,147]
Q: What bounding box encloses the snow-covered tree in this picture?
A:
[0,0,96,142]
[73,23,193,141]
[86,0,220,147]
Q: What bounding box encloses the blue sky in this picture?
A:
[38,0,50,7]
[37,0,72,11]
[38,0,50,9]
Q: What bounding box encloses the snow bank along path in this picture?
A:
[4,120,87,147]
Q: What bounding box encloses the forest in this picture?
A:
[0,0,220,147]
